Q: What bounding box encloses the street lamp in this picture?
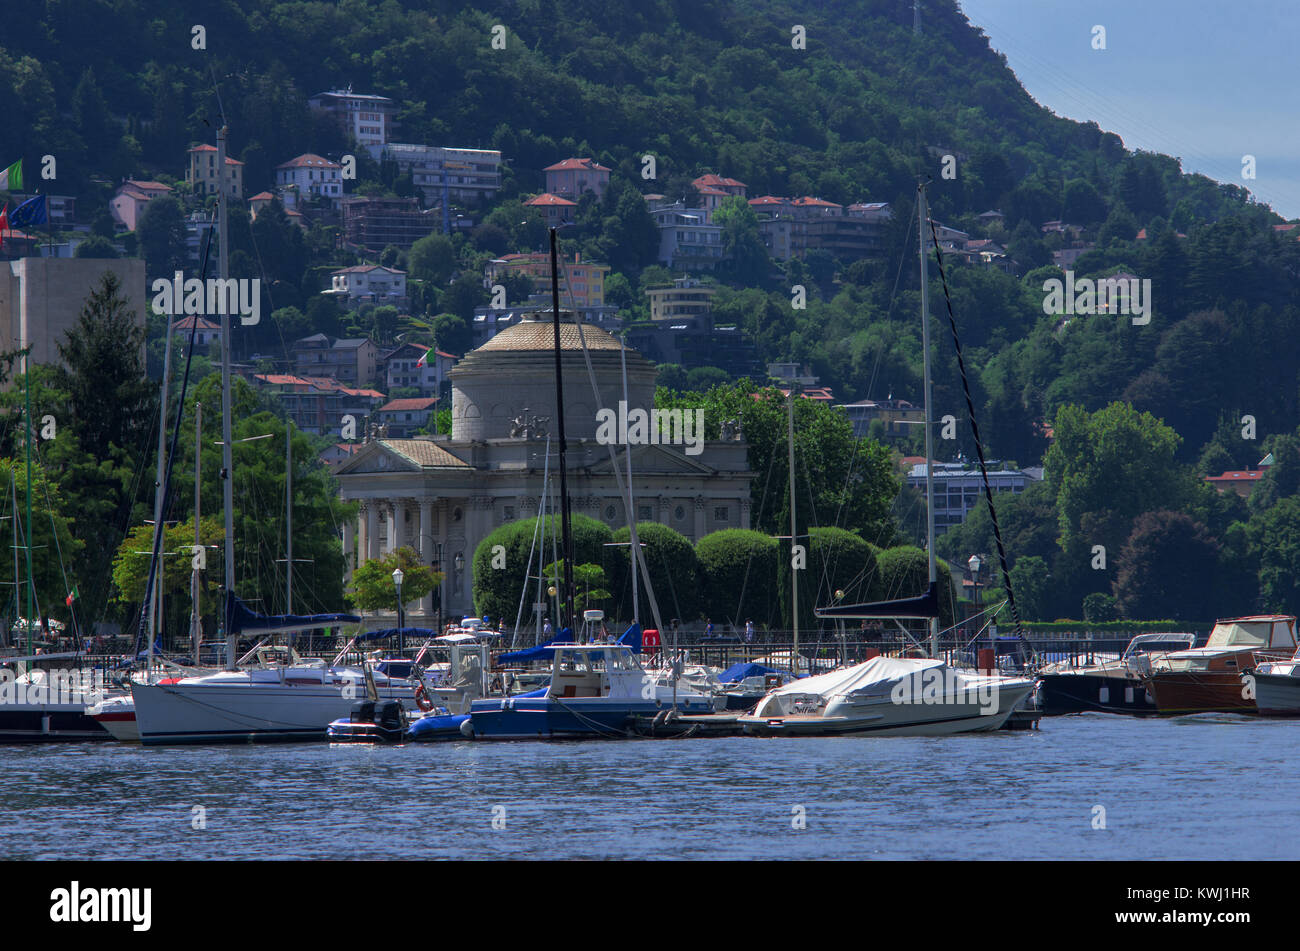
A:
[967,554,983,665]
[392,567,405,652]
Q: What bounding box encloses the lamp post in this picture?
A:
[968,554,982,665]
[435,542,445,634]
[392,567,405,653]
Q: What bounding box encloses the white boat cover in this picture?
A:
[765,656,946,700]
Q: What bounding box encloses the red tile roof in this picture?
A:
[1207,470,1264,483]
[277,153,341,170]
[792,196,842,208]
[524,192,577,207]
[544,157,611,172]
[249,191,275,201]
[693,174,746,188]
[380,397,439,412]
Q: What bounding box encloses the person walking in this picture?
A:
[745,619,754,644]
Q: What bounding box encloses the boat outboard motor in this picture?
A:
[351,699,376,723]
[375,700,404,732]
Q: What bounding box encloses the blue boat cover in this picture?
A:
[225,592,359,635]
[497,626,573,664]
[407,712,469,740]
[718,662,779,684]
[353,627,438,643]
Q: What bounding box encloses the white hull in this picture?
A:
[131,675,416,745]
[1253,663,1300,716]
[87,694,140,742]
[740,682,1032,736]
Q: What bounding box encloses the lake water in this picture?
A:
[2,714,1296,860]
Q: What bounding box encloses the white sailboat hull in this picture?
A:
[131,674,416,745]
[87,693,140,742]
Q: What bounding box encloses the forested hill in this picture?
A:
[0,0,1260,221]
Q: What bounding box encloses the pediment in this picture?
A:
[586,442,717,476]
[333,441,435,475]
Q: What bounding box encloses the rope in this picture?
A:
[923,201,1025,639]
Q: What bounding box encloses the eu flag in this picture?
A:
[9,194,47,229]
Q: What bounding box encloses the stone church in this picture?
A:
[333,314,754,624]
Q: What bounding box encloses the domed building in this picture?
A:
[334,313,753,625]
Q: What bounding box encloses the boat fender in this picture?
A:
[414,684,434,712]
[459,717,475,738]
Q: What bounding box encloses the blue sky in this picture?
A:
[956,0,1299,220]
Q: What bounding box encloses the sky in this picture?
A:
[956,0,1300,220]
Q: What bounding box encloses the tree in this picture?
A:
[0,456,84,634]
[544,561,611,614]
[1114,511,1219,621]
[471,514,613,626]
[1248,498,1300,614]
[695,529,779,627]
[135,194,188,278]
[74,235,118,258]
[348,546,439,614]
[1007,555,1050,621]
[1082,592,1120,622]
[610,522,701,623]
[409,233,457,285]
[110,516,224,645]
[713,195,769,286]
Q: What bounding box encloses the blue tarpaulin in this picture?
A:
[497,626,573,665]
[718,662,780,684]
[226,592,359,635]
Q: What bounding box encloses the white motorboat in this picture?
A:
[1249,647,1300,716]
[738,655,1035,736]
[0,653,113,742]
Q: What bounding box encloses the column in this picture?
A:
[740,499,752,531]
[386,500,399,555]
[419,499,434,619]
[342,517,355,582]
[365,501,379,562]
[694,495,706,541]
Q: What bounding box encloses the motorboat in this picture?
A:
[1036,632,1197,715]
[0,652,113,742]
[737,655,1035,736]
[464,640,721,740]
[1144,615,1297,714]
[327,699,410,743]
[715,661,791,711]
[1246,647,1300,716]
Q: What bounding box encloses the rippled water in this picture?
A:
[1,714,1296,860]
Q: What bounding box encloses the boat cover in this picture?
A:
[225,592,359,635]
[497,626,574,664]
[814,581,940,620]
[763,655,945,699]
[354,627,438,643]
[718,662,780,684]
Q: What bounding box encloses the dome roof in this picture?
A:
[473,316,627,354]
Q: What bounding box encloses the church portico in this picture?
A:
[333,314,753,627]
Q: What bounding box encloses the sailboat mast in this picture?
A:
[23,349,33,654]
[918,184,939,658]
[620,343,640,626]
[787,384,799,673]
[217,124,237,670]
[548,228,575,634]
[285,419,292,615]
[147,318,175,672]
[191,402,202,665]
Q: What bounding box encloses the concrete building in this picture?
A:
[322,265,408,310]
[650,202,724,269]
[905,461,1041,535]
[109,180,172,232]
[523,192,576,227]
[485,252,607,307]
[251,373,385,437]
[377,396,439,437]
[382,341,457,396]
[646,278,715,322]
[341,196,433,250]
[379,144,502,204]
[836,398,925,440]
[187,145,245,200]
[308,89,396,148]
[275,153,343,206]
[543,158,611,199]
[291,334,380,387]
[0,257,147,376]
[333,315,754,621]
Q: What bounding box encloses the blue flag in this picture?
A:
[9,194,46,229]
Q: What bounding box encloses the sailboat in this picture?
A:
[738,183,1034,737]
[130,125,428,744]
[0,340,113,741]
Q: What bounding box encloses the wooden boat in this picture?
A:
[1143,615,1297,715]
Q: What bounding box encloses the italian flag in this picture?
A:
[65,585,78,607]
[416,347,433,368]
[0,160,21,192]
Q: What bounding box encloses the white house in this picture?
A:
[323,265,408,308]
[276,154,344,206]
